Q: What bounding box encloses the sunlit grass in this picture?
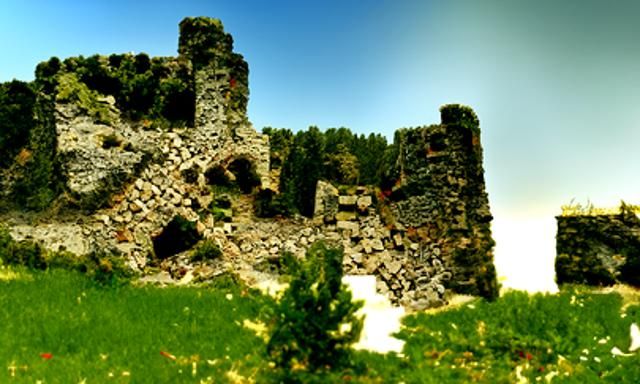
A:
[396,287,640,383]
[2,267,640,383]
[0,267,269,383]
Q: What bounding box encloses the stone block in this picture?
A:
[371,238,385,251]
[339,195,357,207]
[385,260,402,275]
[356,196,372,212]
[336,211,357,221]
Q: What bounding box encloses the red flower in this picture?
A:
[526,352,533,360]
[229,77,237,89]
[160,350,176,360]
[40,353,53,360]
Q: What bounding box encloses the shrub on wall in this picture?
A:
[56,73,113,124]
[178,17,232,69]
[45,53,195,127]
[440,104,480,133]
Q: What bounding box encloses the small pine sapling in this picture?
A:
[266,241,364,378]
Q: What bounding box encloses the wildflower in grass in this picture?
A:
[40,353,53,360]
[160,350,177,360]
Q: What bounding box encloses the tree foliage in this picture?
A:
[266,242,363,378]
[0,80,36,168]
[37,53,195,127]
[263,126,390,217]
[11,92,62,211]
[279,126,325,217]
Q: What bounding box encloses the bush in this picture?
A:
[85,250,133,286]
[439,104,479,133]
[190,239,222,262]
[254,188,291,218]
[266,242,363,379]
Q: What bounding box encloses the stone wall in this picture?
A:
[390,106,497,299]
[556,205,640,286]
[4,17,270,266]
[312,183,450,308]
[1,18,497,310]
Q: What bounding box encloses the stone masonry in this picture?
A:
[3,18,498,310]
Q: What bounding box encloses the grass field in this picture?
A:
[0,267,269,383]
[1,266,640,383]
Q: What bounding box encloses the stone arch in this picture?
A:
[203,155,261,194]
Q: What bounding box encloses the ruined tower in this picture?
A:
[388,105,498,299]
[178,17,269,187]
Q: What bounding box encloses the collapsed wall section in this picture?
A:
[313,105,498,305]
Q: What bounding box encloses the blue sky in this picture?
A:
[2,0,639,289]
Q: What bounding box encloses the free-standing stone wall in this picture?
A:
[555,204,640,286]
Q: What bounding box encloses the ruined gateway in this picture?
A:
[0,17,497,309]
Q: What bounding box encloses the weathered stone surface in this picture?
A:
[9,224,89,255]
[55,105,158,209]
[556,206,640,286]
[384,110,498,300]
[337,220,359,234]
[336,211,357,222]
[357,196,372,212]
[0,22,497,312]
[339,195,358,207]
[314,180,339,223]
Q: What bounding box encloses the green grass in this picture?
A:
[395,288,640,383]
[2,267,640,383]
[0,267,269,383]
